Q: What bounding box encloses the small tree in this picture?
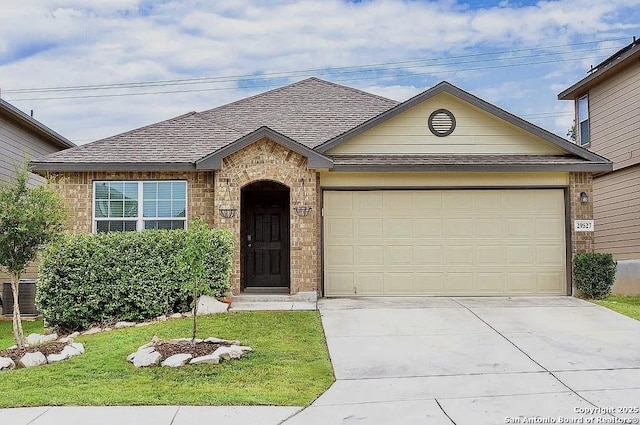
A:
[567,120,576,142]
[0,165,66,348]
[180,218,211,345]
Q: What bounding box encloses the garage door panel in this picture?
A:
[384,272,414,294]
[384,218,413,238]
[386,245,414,265]
[356,219,383,238]
[415,273,445,294]
[325,245,354,266]
[326,217,354,239]
[324,189,566,296]
[414,245,444,265]
[355,245,384,265]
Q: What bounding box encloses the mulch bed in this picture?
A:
[0,342,67,364]
[154,341,232,359]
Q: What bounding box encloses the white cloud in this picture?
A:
[0,0,638,143]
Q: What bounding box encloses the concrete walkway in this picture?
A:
[2,296,639,424]
[284,297,640,424]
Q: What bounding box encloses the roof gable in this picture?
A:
[196,126,333,170]
[316,81,609,164]
[0,99,74,149]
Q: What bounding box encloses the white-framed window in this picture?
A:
[93,181,187,232]
[577,94,589,146]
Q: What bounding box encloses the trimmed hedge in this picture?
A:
[573,252,617,300]
[36,227,233,331]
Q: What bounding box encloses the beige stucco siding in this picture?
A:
[593,165,640,259]
[588,63,640,170]
[320,171,569,188]
[327,92,564,156]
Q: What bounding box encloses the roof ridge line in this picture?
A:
[307,77,399,104]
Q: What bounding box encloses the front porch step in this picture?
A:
[230,292,317,311]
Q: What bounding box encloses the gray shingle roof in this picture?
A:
[330,154,611,172]
[34,77,398,166]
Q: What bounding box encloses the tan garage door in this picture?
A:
[323,189,567,296]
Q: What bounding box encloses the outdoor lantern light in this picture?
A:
[294,178,312,217]
[219,178,237,218]
[579,192,589,204]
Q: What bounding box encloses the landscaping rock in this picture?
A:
[170,338,203,343]
[182,312,193,317]
[127,346,156,362]
[61,345,82,358]
[156,315,168,322]
[47,352,69,363]
[133,351,162,367]
[58,337,74,344]
[203,337,241,345]
[114,321,136,329]
[19,352,47,368]
[196,296,229,315]
[0,357,15,370]
[26,333,43,345]
[189,354,220,365]
[41,333,58,343]
[233,345,253,353]
[169,313,183,319]
[83,327,101,335]
[135,322,153,327]
[212,346,244,360]
[68,332,80,339]
[70,343,85,354]
[161,353,192,367]
[103,327,113,332]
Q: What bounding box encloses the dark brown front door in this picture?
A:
[242,182,290,289]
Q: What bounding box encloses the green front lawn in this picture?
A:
[594,295,640,321]
[0,311,334,407]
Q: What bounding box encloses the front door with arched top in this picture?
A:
[241,181,290,291]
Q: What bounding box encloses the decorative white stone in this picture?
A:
[26,333,43,345]
[189,354,220,365]
[135,322,153,327]
[137,342,155,351]
[169,313,183,319]
[156,315,168,322]
[7,345,17,350]
[68,332,80,339]
[127,346,156,362]
[83,327,101,335]
[69,343,85,355]
[60,345,81,358]
[58,337,74,344]
[114,321,136,329]
[203,337,227,344]
[41,333,58,343]
[182,312,193,317]
[212,346,244,360]
[161,353,193,367]
[19,352,47,368]
[47,352,70,363]
[103,327,113,332]
[196,296,229,315]
[133,351,162,367]
[0,357,15,370]
[232,345,253,353]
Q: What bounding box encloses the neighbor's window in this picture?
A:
[577,94,589,146]
[94,181,187,232]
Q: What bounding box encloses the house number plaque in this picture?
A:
[574,220,594,232]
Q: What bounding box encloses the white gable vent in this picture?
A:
[428,109,456,137]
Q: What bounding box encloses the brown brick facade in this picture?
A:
[569,172,594,256]
[50,171,215,233]
[213,137,320,295]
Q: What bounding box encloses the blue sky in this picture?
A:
[0,0,639,145]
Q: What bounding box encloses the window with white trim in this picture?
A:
[577,94,589,146]
[94,181,187,232]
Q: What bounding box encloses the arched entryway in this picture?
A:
[240,180,290,292]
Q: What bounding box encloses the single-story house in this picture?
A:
[31,78,611,297]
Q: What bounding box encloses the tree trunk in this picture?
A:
[11,273,25,349]
[191,284,198,346]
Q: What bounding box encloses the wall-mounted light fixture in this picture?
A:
[219,178,237,218]
[579,192,589,204]
[293,178,312,217]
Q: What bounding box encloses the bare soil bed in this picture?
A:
[0,342,67,363]
[154,340,233,358]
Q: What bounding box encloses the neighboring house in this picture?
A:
[558,38,640,294]
[0,98,74,285]
[31,78,610,298]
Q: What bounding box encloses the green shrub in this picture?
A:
[36,226,233,331]
[573,252,617,299]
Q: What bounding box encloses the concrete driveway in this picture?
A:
[285,297,640,425]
